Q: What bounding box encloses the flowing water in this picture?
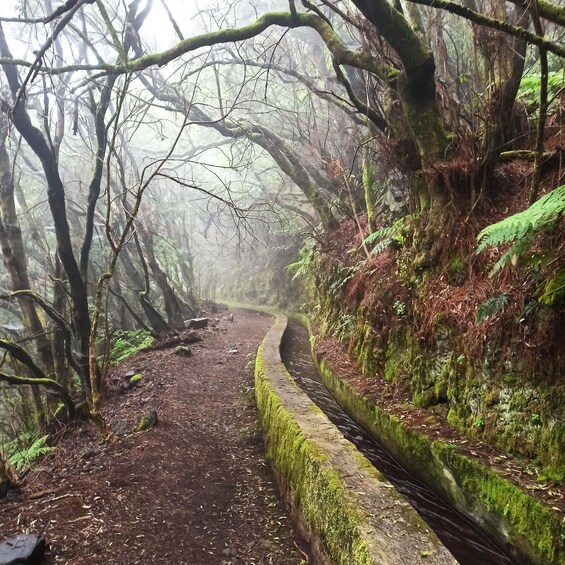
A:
[280,320,519,565]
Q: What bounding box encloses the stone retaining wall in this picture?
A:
[287,308,565,565]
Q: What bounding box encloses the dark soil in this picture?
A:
[0,309,309,565]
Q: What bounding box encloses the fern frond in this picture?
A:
[362,218,405,254]
[363,225,397,246]
[478,185,565,250]
[477,184,565,275]
[286,239,315,281]
[8,434,53,473]
[476,294,508,324]
[488,236,534,278]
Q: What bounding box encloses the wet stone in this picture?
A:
[221,547,237,558]
[128,374,142,389]
[0,534,46,565]
[0,481,21,500]
[184,318,208,329]
[174,346,192,357]
[81,448,100,460]
[136,410,158,432]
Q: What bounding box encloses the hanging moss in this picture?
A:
[539,268,565,307]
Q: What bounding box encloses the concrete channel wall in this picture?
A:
[254,315,457,565]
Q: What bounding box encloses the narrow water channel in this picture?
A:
[280,320,518,565]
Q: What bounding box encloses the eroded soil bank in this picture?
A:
[0,309,309,564]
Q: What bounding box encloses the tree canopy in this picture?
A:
[0,0,563,447]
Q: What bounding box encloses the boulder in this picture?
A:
[128,374,142,389]
[0,534,46,565]
[184,318,208,329]
[174,346,192,357]
[136,410,158,432]
[0,481,21,500]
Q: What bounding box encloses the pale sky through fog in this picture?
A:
[2,0,218,57]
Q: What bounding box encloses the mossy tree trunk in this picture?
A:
[121,241,171,335]
[0,114,54,378]
[476,5,528,170]
[0,113,55,425]
[51,259,73,393]
[0,447,18,484]
[362,148,378,231]
[138,219,195,328]
[346,0,451,213]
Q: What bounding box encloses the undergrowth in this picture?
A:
[5,432,53,474]
[518,70,565,116]
[304,182,565,374]
[477,184,565,277]
[110,329,154,365]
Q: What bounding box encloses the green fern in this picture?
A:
[477,184,565,276]
[476,294,508,324]
[329,262,357,296]
[362,218,405,255]
[111,330,154,365]
[518,71,565,116]
[287,239,315,281]
[8,434,53,473]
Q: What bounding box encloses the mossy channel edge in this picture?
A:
[255,314,457,565]
[289,313,565,565]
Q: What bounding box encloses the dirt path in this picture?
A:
[0,309,309,564]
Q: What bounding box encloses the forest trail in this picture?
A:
[0,309,308,565]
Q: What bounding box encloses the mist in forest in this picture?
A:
[0,0,563,513]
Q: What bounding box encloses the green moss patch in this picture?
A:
[255,346,373,564]
[128,373,142,388]
[539,268,565,308]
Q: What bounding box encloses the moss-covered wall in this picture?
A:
[388,325,565,478]
[311,345,565,565]
[307,268,565,480]
[289,311,565,563]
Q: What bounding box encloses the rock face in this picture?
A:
[0,534,46,565]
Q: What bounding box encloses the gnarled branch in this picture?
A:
[0,371,74,419]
